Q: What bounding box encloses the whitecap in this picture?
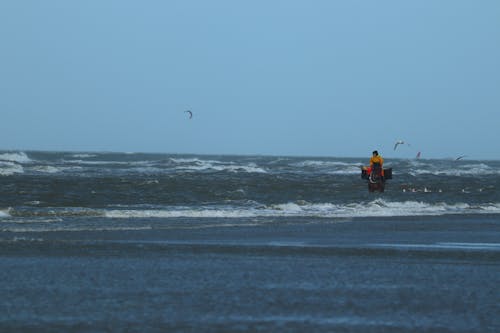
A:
[11,237,45,242]
[105,209,257,219]
[172,158,267,173]
[31,165,61,174]
[102,200,500,219]
[64,159,147,166]
[328,166,364,175]
[410,163,500,177]
[370,242,500,251]
[1,226,153,233]
[291,160,363,175]
[293,160,359,167]
[0,161,24,176]
[70,154,97,158]
[0,209,11,218]
[0,152,32,163]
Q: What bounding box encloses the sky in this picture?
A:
[1,0,499,159]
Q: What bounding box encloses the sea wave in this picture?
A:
[104,200,500,219]
[292,160,361,168]
[63,159,151,166]
[5,200,500,220]
[56,157,268,174]
[264,200,500,217]
[0,152,31,175]
[0,152,32,163]
[70,154,97,158]
[105,208,256,219]
[291,160,363,175]
[170,158,267,173]
[0,226,153,233]
[6,207,104,218]
[0,209,11,218]
[31,165,64,174]
[0,161,24,176]
[409,163,500,177]
[3,152,498,178]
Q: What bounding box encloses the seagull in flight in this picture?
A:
[394,140,405,150]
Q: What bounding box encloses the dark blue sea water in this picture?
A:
[1,151,499,332]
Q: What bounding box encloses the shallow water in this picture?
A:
[1,151,499,332]
[1,216,499,332]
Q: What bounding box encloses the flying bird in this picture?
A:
[394,140,405,150]
[455,155,467,161]
[184,110,193,119]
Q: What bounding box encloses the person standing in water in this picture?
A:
[362,150,384,177]
[370,150,383,168]
[369,150,384,177]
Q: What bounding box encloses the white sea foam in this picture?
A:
[0,161,24,176]
[29,165,84,175]
[61,157,267,174]
[105,209,257,219]
[11,237,45,242]
[370,242,500,251]
[103,200,500,219]
[328,166,364,175]
[171,158,267,173]
[70,154,97,158]
[64,159,150,166]
[438,242,500,250]
[31,165,62,174]
[0,209,11,218]
[1,226,153,233]
[0,152,30,175]
[0,152,32,163]
[291,160,363,175]
[190,163,266,173]
[293,160,360,168]
[169,157,204,164]
[410,163,500,176]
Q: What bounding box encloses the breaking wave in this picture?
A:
[0,152,32,164]
[0,161,24,176]
[170,158,267,173]
[409,163,500,177]
[0,209,11,218]
[0,152,31,175]
[104,200,500,219]
[1,151,499,178]
[291,160,362,175]
[3,199,500,221]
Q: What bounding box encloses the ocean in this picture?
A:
[1,151,499,332]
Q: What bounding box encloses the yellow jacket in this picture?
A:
[370,155,384,166]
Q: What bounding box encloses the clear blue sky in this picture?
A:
[1,1,499,159]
